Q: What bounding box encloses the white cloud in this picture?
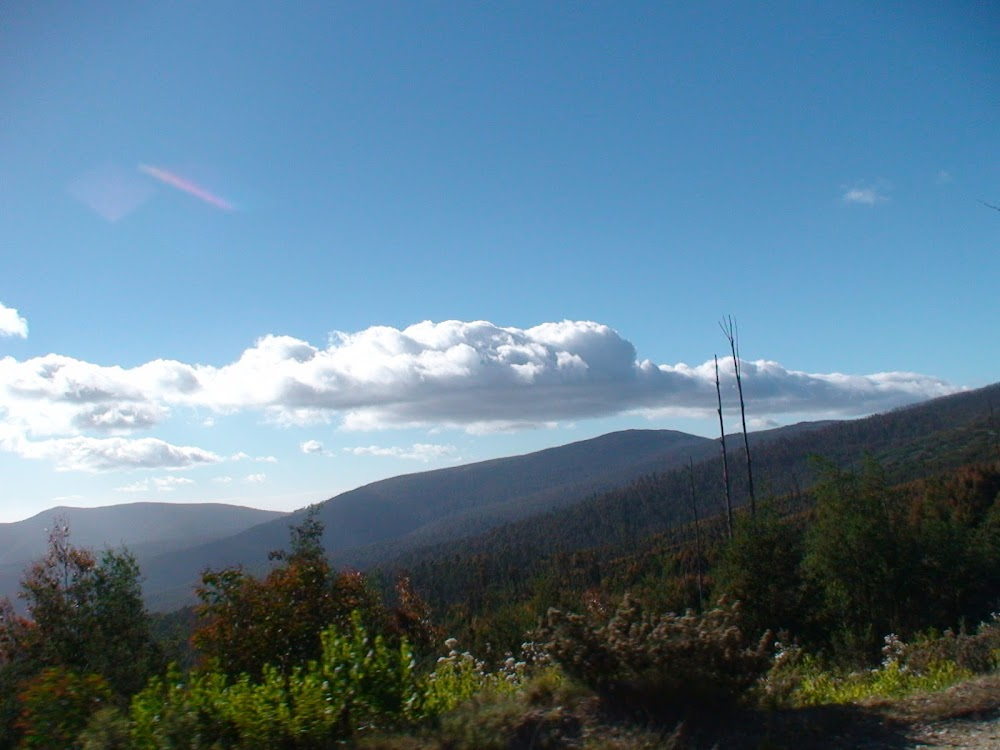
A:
[153,475,195,491]
[345,443,460,462]
[0,303,28,338]
[245,473,267,484]
[842,183,888,205]
[231,452,277,463]
[300,439,325,454]
[212,475,233,484]
[1,432,221,472]
[0,320,959,454]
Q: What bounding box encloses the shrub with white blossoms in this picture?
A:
[537,596,773,716]
[421,637,525,716]
[881,633,908,670]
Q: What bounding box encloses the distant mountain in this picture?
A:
[140,429,717,610]
[0,503,287,609]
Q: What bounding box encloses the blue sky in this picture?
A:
[1,2,997,523]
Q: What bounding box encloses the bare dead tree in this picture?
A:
[979,200,1000,212]
[720,316,756,517]
[688,457,704,609]
[715,354,733,539]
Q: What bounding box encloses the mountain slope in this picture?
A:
[141,429,716,610]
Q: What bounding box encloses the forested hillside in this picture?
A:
[382,383,1000,652]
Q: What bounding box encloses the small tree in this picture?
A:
[802,459,919,659]
[194,509,386,678]
[712,506,808,639]
[0,521,162,745]
[17,521,162,696]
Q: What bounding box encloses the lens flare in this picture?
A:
[138,164,235,211]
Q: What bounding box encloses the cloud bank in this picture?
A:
[0,319,959,471]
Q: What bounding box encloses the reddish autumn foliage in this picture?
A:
[193,510,386,678]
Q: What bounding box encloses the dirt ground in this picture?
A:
[685,675,1000,750]
[883,676,1000,750]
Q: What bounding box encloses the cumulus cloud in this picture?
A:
[300,439,325,454]
[842,183,888,205]
[0,320,959,461]
[345,443,460,462]
[0,303,28,338]
[245,473,267,484]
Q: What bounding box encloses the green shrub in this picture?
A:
[129,666,233,749]
[420,639,526,717]
[537,596,772,716]
[131,612,426,749]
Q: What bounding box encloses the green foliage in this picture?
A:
[17,523,163,697]
[131,613,424,749]
[802,459,917,658]
[0,523,161,748]
[420,640,524,717]
[792,661,971,706]
[129,665,231,749]
[801,459,1000,660]
[712,505,808,638]
[15,667,112,750]
[538,596,772,716]
[77,708,132,750]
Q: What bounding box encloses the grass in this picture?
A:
[792,661,973,706]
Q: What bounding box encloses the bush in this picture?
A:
[15,667,113,750]
[903,616,1000,675]
[537,596,772,717]
[758,633,976,708]
[78,707,133,750]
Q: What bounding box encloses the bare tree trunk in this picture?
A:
[715,354,733,539]
[721,316,756,517]
[688,457,704,609]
